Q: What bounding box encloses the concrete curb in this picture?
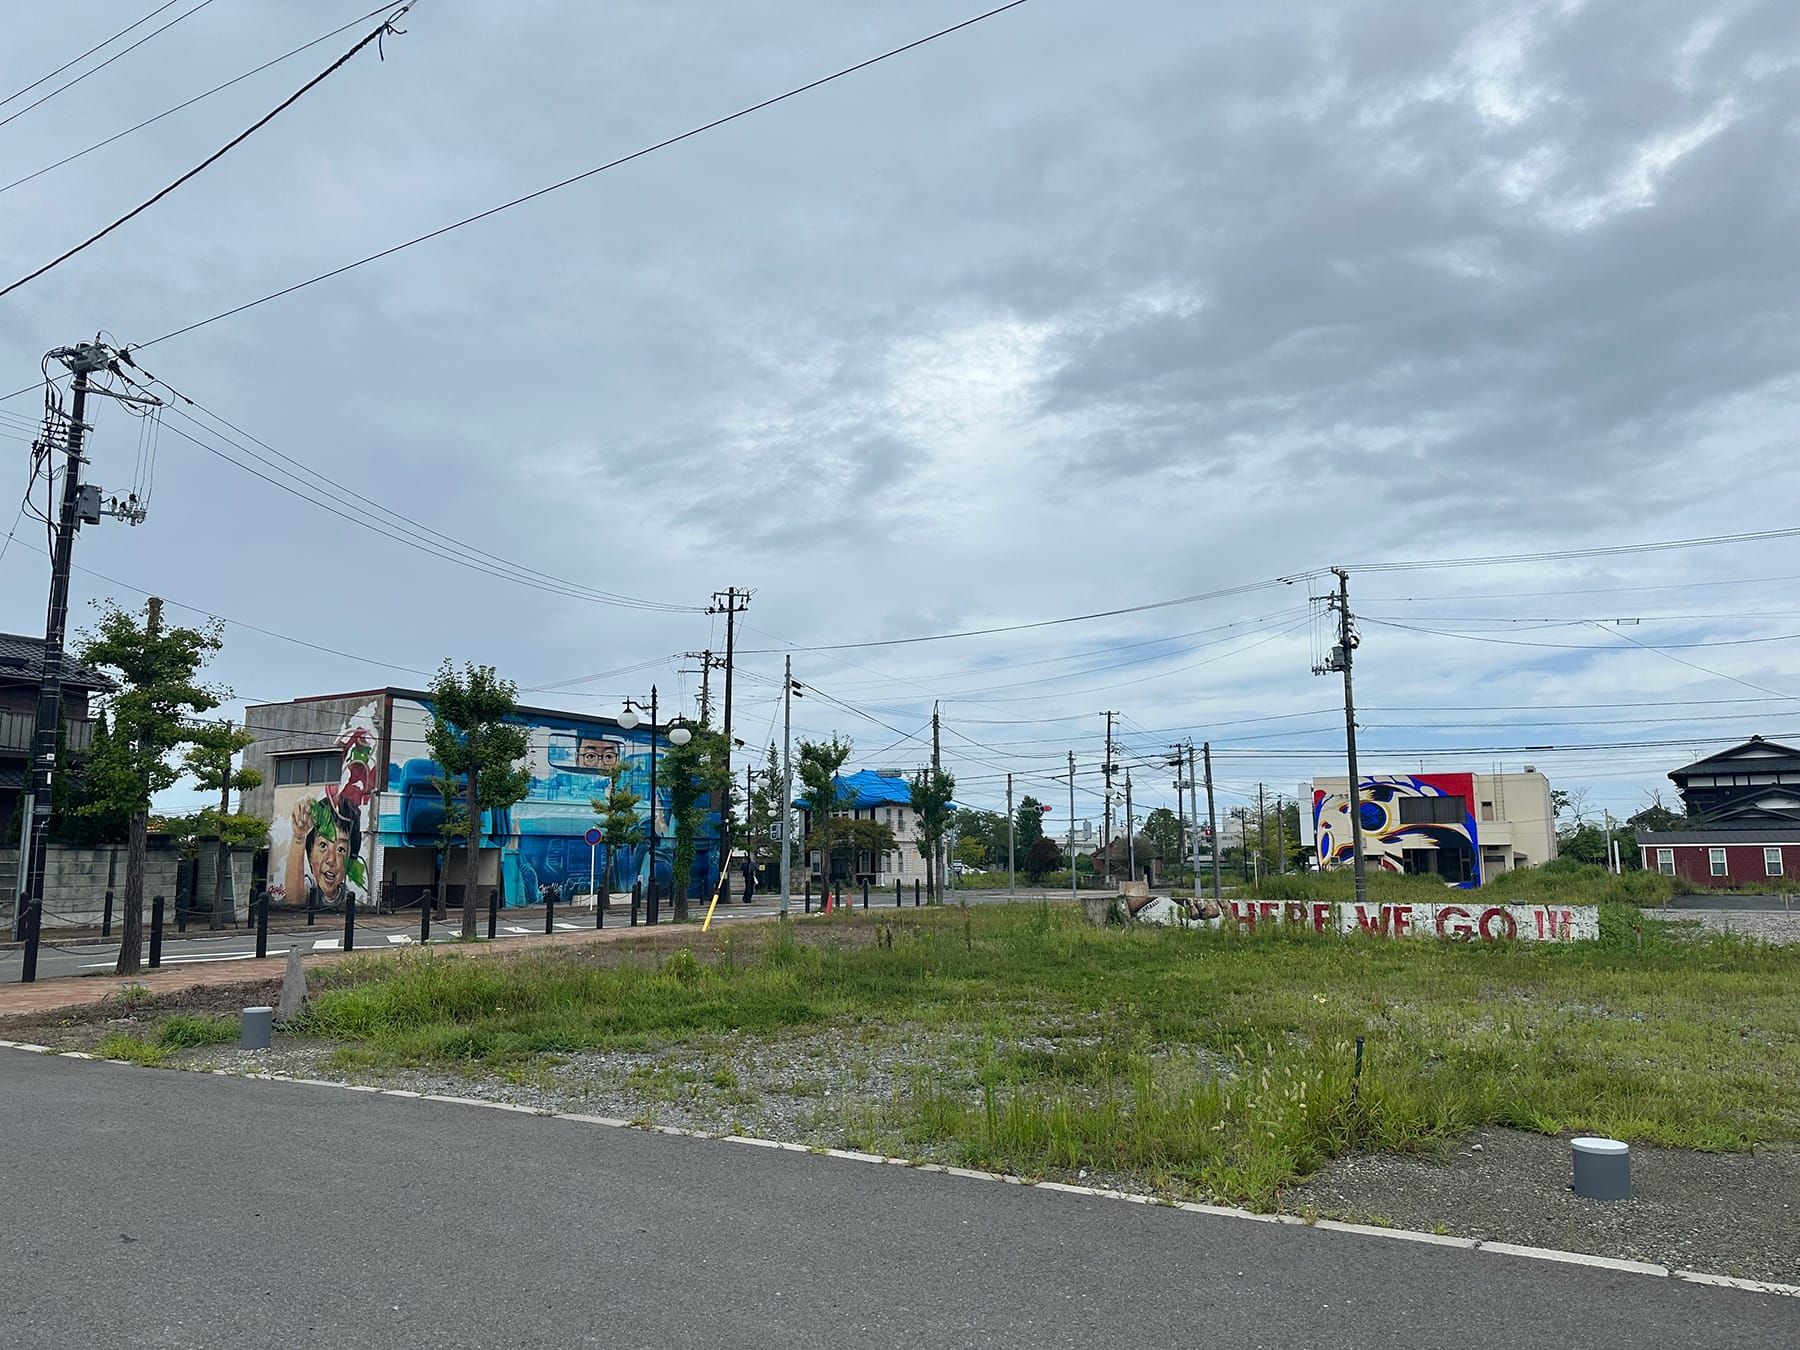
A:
[4,1039,1795,1300]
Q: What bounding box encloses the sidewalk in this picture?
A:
[0,913,741,1020]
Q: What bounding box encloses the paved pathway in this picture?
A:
[1,1051,1790,1349]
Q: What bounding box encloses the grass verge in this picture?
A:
[93,1013,239,1066]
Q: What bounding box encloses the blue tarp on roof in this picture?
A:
[795,770,960,811]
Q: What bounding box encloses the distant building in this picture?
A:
[1306,770,1556,886]
[0,633,111,831]
[795,769,925,885]
[1638,737,1800,886]
[240,688,720,910]
[1062,817,1097,856]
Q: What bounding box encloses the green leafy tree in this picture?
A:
[796,736,853,891]
[950,807,1005,867]
[425,662,530,938]
[77,599,224,974]
[662,720,729,920]
[909,764,955,904]
[1015,795,1045,853]
[812,817,897,882]
[956,835,986,870]
[179,719,264,927]
[1141,806,1184,866]
[1024,835,1064,883]
[590,766,641,910]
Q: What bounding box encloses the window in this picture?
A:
[274,752,341,786]
[1399,795,1465,825]
[1656,848,1674,877]
[1766,847,1783,878]
[1480,800,1495,822]
[1709,847,1728,877]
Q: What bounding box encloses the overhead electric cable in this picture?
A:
[0,0,193,120]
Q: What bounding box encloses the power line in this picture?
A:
[0,3,402,198]
[0,0,219,132]
[131,0,1037,351]
[1,5,416,300]
[1363,616,1800,651]
[1348,526,1800,572]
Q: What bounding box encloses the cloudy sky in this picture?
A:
[3,0,1798,838]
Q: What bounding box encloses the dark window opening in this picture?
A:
[1399,794,1465,825]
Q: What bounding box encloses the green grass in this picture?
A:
[1248,861,1676,908]
[94,1013,239,1066]
[293,903,1799,1206]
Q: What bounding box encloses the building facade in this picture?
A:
[1308,770,1556,886]
[241,688,720,910]
[0,633,109,834]
[796,769,928,885]
[1637,737,1800,887]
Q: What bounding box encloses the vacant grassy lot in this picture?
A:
[254,900,1800,1206]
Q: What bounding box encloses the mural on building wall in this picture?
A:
[268,701,380,909]
[380,697,718,908]
[1313,773,1481,886]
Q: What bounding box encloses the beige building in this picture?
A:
[1305,769,1556,884]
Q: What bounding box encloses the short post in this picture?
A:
[914,879,921,907]
[647,879,658,927]
[1571,1137,1630,1200]
[630,881,640,927]
[862,879,869,910]
[595,890,605,930]
[239,1006,274,1051]
[19,903,40,983]
[342,895,355,953]
[487,888,499,940]
[804,878,812,914]
[149,895,165,968]
[102,889,114,938]
[420,890,431,944]
[255,891,269,961]
[176,898,188,934]
[545,889,556,934]
[895,879,902,908]
[306,890,316,926]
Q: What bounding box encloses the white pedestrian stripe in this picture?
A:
[312,938,341,950]
[386,934,414,944]
[502,925,530,935]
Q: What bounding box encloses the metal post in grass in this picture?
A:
[545,888,556,934]
[862,879,869,910]
[420,889,431,944]
[895,878,901,908]
[256,891,269,961]
[343,894,355,952]
[488,888,500,939]
[630,881,640,927]
[914,878,921,907]
[804,877,811,914]
[596,888,605,930]
[102,889,113,938]
[149,895,164,968]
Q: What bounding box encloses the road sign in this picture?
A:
[584,827,602,846]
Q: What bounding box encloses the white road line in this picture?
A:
[311,938,341,951]
[386,935,414,945]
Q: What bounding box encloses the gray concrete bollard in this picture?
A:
[240,1006,274,1051]
[1571,1137,1630,1200]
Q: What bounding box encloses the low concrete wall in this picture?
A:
[1,842,253,928]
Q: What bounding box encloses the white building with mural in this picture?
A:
[1303,769,1556,886]
[239,688,721,911]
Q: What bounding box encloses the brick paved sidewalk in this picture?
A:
[0,918,743,1020]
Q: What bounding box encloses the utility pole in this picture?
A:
[681,650,722,722]
[931,703,944,903]
[1101,711,1117,856]
[1316,567,1368,909]
[1201,742,1221,903]
[1068,751,1077,904]
[1124,771,1136,885]
[1275,794,1287,875]
[780,656,797,917]
[1171,753,1187,884]
[1006,771,1015,898]
[1256,782,1267,884]
[708,587,751,873]
[19,340,152,976]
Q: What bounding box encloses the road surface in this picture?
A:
[1,1051,1789,1349]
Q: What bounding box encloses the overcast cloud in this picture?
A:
[3,0,1798,829]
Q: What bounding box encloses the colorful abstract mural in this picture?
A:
[1313,773,1481,886]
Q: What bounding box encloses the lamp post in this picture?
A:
[619,686,691,925]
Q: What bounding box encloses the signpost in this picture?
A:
[585,826,602,909]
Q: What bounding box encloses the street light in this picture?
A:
[620,686,690,925]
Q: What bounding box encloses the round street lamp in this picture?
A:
[668,723,692,746]
[617,707,640,730]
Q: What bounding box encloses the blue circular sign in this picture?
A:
[584,827,602,846]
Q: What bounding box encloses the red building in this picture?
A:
[1637,737,1800,888]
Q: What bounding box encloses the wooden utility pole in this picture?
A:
[1201,742,1221,903]
[1317,568,1368,909]
[1102,710,1117,855]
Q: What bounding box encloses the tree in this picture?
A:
[956,834,987,870]
[425,663,530,938]
[811,817,897,882]
[796,737,853,892]
[662,720,729,921]
[77,600,223,974]
[1024,835,1064,883]
[180,719,264,927]
[909,764,955,904]
[743,742,785,872]
[951,807,1006,867]
[428,773,467,920]
[1141,806,1183,866]
[591,765,641,911]
[1015,796,1045,853]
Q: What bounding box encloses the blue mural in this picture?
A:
[379,697,721,907]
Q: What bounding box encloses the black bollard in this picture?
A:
[176,898,188,934]
[630,881,640,927]
[19,903,40,983]
[343,895,355,953]
[914,879,921,907]
[896,879,902,908]
[149,895,165,968]
[596,887,606,930]
[862,879,870,910]
[545,889,556,934]
[646,879,658,927]
[102,889,114,938]
[804,878,812,914]
[255,891,269,960]
[487,888,499,940]
[306,890,316,926]
[420,889,431,944]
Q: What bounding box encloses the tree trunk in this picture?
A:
[673,842,690,924]
[114,811,147,974]
[923,845,935,908]
[463,769,481,938]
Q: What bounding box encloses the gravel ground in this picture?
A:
[1670,910,1800,944]
[1285,1126,1800,1284]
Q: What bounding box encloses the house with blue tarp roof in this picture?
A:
[795,769,943,886]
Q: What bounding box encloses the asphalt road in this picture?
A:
[0,887,1040,983]
[2,1052,1791,1349]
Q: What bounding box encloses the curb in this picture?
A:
[3,1040,1795,1301]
